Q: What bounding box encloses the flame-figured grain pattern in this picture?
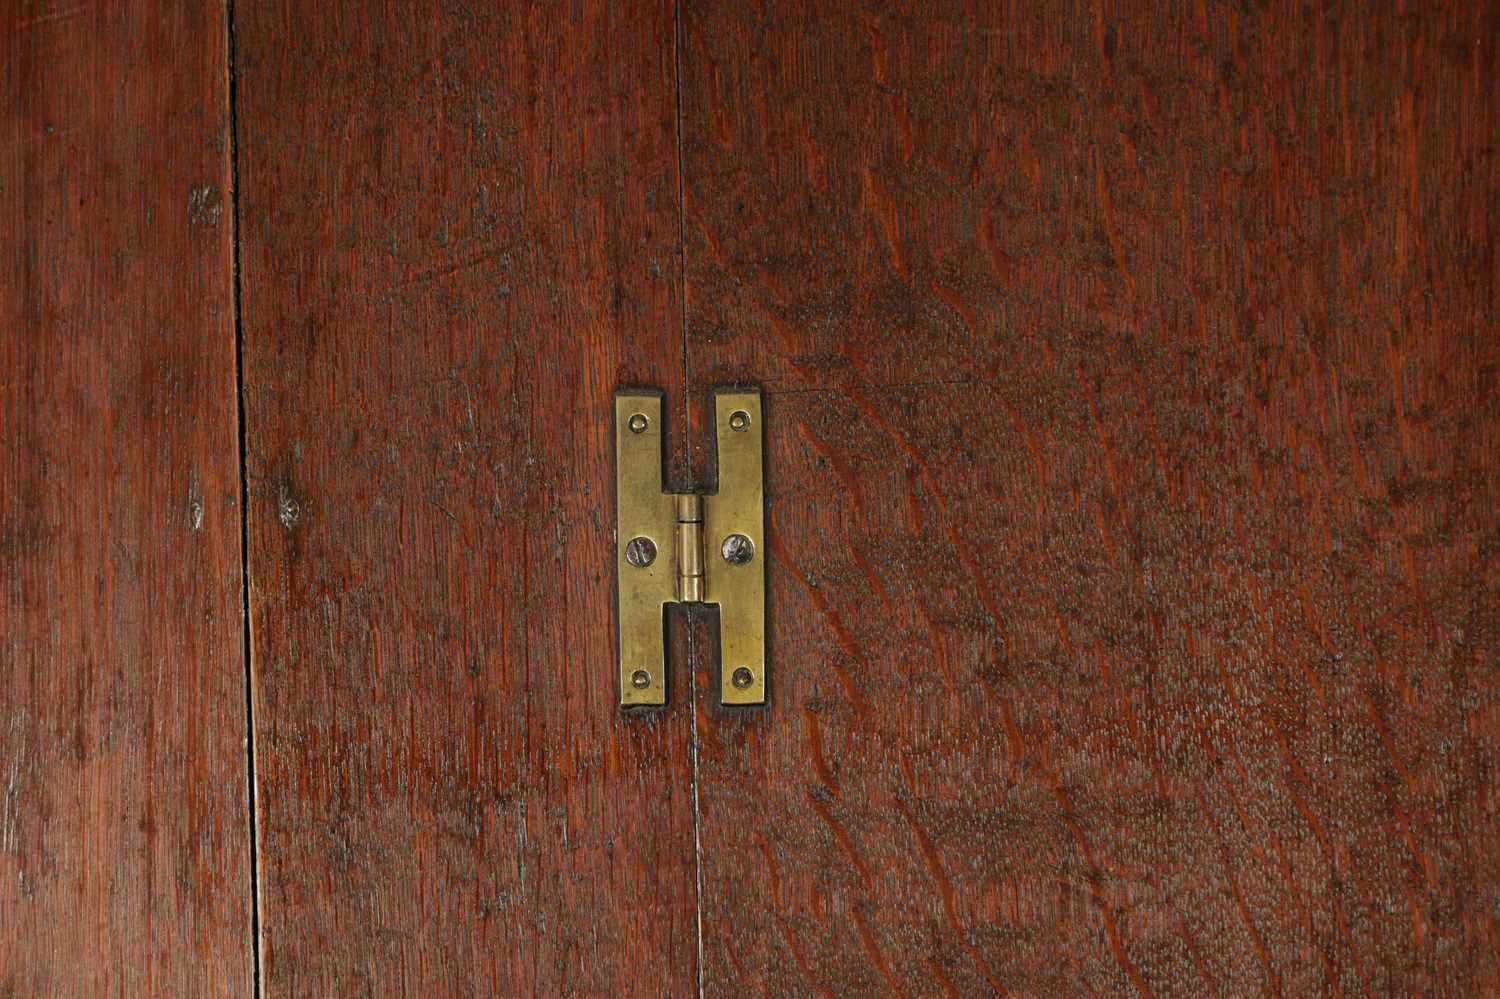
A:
[681,2,1500,994]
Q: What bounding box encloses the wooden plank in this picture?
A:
[0,1,250,993]
[680,2,1500,994]
[232,1,699,992]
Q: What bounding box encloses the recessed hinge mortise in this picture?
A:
[615,388,766,709]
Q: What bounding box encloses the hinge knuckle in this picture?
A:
[674,493,704,604]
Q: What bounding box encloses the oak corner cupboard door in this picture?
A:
[5,0,1497,996]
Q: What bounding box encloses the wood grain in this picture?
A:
[680,2,1500,995]
[233,0,699,992]
[0,0,251,993]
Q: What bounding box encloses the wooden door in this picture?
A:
[231,1,702,994]
[5,1,1496,995]
[678,4,1499,995]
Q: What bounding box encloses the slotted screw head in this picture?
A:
[731,667,754,689]
[625,536,657,568]
[720,533,754,565]
[628,413,649,433]
[631,669,652,689]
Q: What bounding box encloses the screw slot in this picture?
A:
[720,533,754,565]
[630,669,652,689]
[624,536,657,568]
[627,413,649,434]
[731,667,754,689]
[728,410,750,432]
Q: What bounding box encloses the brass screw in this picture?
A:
[628,413,649,433]
[631,669,652,689]
[720,533,754,565]
[729,410,750,432]
[731,667,754,689]
[624,536,657,567]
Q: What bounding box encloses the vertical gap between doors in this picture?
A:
[672,1,708,995]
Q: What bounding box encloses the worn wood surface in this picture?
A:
[0,0,251,994]
[681,1,1499,995]
[233,0,699,993]
[9,1,1497,993]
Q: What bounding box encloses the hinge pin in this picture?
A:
[675,493,705,604]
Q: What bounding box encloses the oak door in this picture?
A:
[677,4,1498,994]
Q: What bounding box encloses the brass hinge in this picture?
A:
[615,388,766,708]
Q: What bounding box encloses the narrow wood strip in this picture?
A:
[0,0,251,992]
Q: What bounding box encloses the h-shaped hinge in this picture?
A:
[615,388,766,708]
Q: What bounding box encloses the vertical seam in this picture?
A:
[224,0,262,993]
[672,1,707,996]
